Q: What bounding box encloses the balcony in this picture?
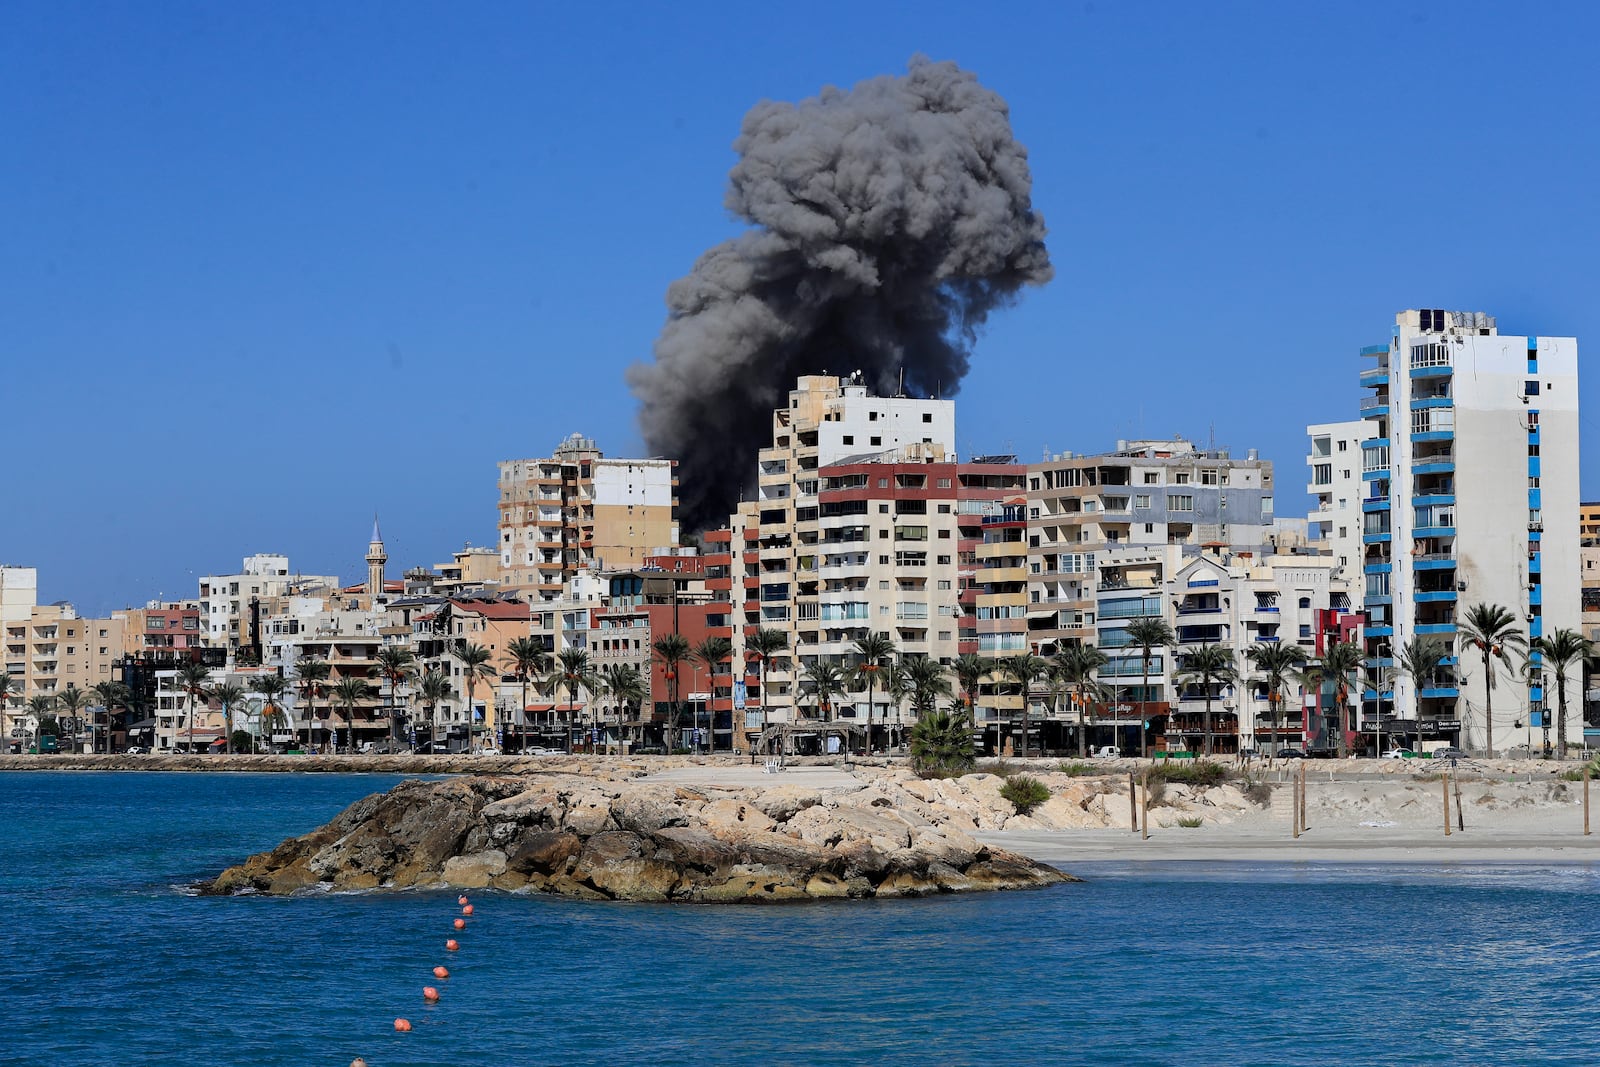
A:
[1359,367,1390,387]
[1412,458,1455,476]
[1359,394,1390,415]
[1413,553,1456,570]
[1415,623,1457,636]
[1414,590,1458,603]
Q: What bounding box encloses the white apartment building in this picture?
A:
[1305,421,1366,578]
[1353,309,1580,754]
[198,554,335,655]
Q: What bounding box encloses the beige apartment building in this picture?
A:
[498,434,678,600]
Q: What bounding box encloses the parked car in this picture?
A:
[1306,746,1338,759]
[1237,748,1261,760]
[1276,748,1306,759]
[1093,745,1122,759]
[1433,746,1465,761]
[1381,748,1415,759]
[124,745,147,755]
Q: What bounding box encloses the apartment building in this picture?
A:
[197,554,336,656]
[1305,421,1366,577]
[1349,309,1580,754]
[498,434,678,599]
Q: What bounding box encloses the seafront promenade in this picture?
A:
[7,752,1597,866]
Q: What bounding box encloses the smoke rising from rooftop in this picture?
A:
[628,56,1053,529]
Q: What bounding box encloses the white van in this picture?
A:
[1094,745,1122,759]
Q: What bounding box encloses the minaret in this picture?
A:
[366,516,387,598]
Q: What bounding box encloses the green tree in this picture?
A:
[0,672,16,751]
[1299,641,1366,758]
[56,684,91,753]
[504,636,549,754]
[1387,637,1452,752]
[456,643,498,751]
[880,657,915,744]
[27,694,57,746]
[1176,644,1238,757]
[953,653,993,751]
[999,654,1049,758]
[1526,628,1591,760]
[599,663,647,749]
[904,655,953,718]
[1124,618,1176,758]
[331,676,374,753]
[909,707,976,778]
[746,628,789,758]
[207,682,246,754]
[849,632,896,753]
[250,674,289,747]
[294,656,330,752]
[175,661,211,753]
[545,648,599,753]
[691,635,733,754]
[1246,643,1308,759]
[417,669,453,752]
[800,661,847,720]
[652,633,691,753]
[1459,603,1526,758]
[89,680,129,755]
[375,646,418,748]
[1053,644,1109,758]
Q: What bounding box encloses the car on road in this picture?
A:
[124,745,147,755]
[1433,746,1465,760]
[1275,748,1306,759]
[1306,746,1338,759]
[1381,748,1415,759]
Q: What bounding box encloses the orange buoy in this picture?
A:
[446,939,459,952]
[393,1018,412,1032]
[458,895,469,905]
[462,904,474,916]
[433,966,449,979]
[423,986,440,1002]
[453,918,466,930]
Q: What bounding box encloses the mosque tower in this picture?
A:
[366,516,387,598]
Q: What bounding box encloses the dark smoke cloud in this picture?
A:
[628,56,1052,530]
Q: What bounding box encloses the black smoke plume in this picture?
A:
[629,56,1053,530]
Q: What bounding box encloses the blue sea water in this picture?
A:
[4,772,1600,1067]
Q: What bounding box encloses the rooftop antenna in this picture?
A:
[898,366,905,397]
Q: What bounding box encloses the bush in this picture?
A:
[230,730,258,754]
[999,775,1051,815]
[1177,816,1203,828]
[1149,761,1229,788]
[977,758,1021,779]
[1559,758,1600,782]
[1240,775,1273,806]
[1056,761,1097,777]
[910,709,977,779]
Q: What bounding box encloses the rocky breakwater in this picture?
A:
[200,774,1071,902]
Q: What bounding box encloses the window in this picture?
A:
[870,436,882,446]
[1144,523,1154,533]
[1174,472,1191,485]
[937,503,951,513]
[937,555,951,565]
[1168,494,1194,512]
[1143,472,1159,485]
[1298,597,1311,609]
[937,529,950,539]
[937,580,952,590]
[1135,494,1151,509]
[1526,381,1540,396]
[879,504,889,513]
[1200,469,1219,485]
[1338,440,1348,452]
[1313,463,1332,485]
[1338,526,1348,538]
[869,411,879,421]
[922,413,933,423]
[842,435,854,445]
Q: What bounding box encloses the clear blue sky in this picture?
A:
[5,1,1598,616]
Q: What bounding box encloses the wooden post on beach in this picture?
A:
[1128,772,1138,832]
[1584,768,1591,837]
[1453,772,1464,833]
[1141,771,1149,840]
[1443,774,1451,836]
[1291,773,1300,840]
[1297,761,1308,834]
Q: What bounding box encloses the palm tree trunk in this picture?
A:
[1482,650,1495,759]
[1139,651,1150,759]
[1203,685,1213,757]
[1557,673,1569,760]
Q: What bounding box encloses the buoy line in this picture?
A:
[388,892,476,1048]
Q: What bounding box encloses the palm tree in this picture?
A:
[0,671,15,751]
[1246,643,1307,758]
[294,656,330,752]
[175,661,211,753]
[954,653,993,752]
[599,663,647,749]
[89,680,128,755]
[1387,637,1452,752]
[1459,603,1526,758]
[250,674,289,750]
[652,633,691,753]
[849,632,896,753]
[56,685,90,753]
[746,628,789,757]
[999,654,1049,758]
[691,635,733,754]
[545,648,599,753]
[1299,641,1364,757]
[881,657,916,746]
[909,707,976,778]
[456,643,498,752]
[331,676,374,753]
[1124,618,1176,758]
[207,682,246,753]
[417,669,453,752]
[1176,644,1237,756]
[504,636,548,754]
[1526,629,1591,760]
[800,660,850,762]
[1053,644,1109,758]
[375,646,417,748]
[904,655,953,719]
[27,694,57,748]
